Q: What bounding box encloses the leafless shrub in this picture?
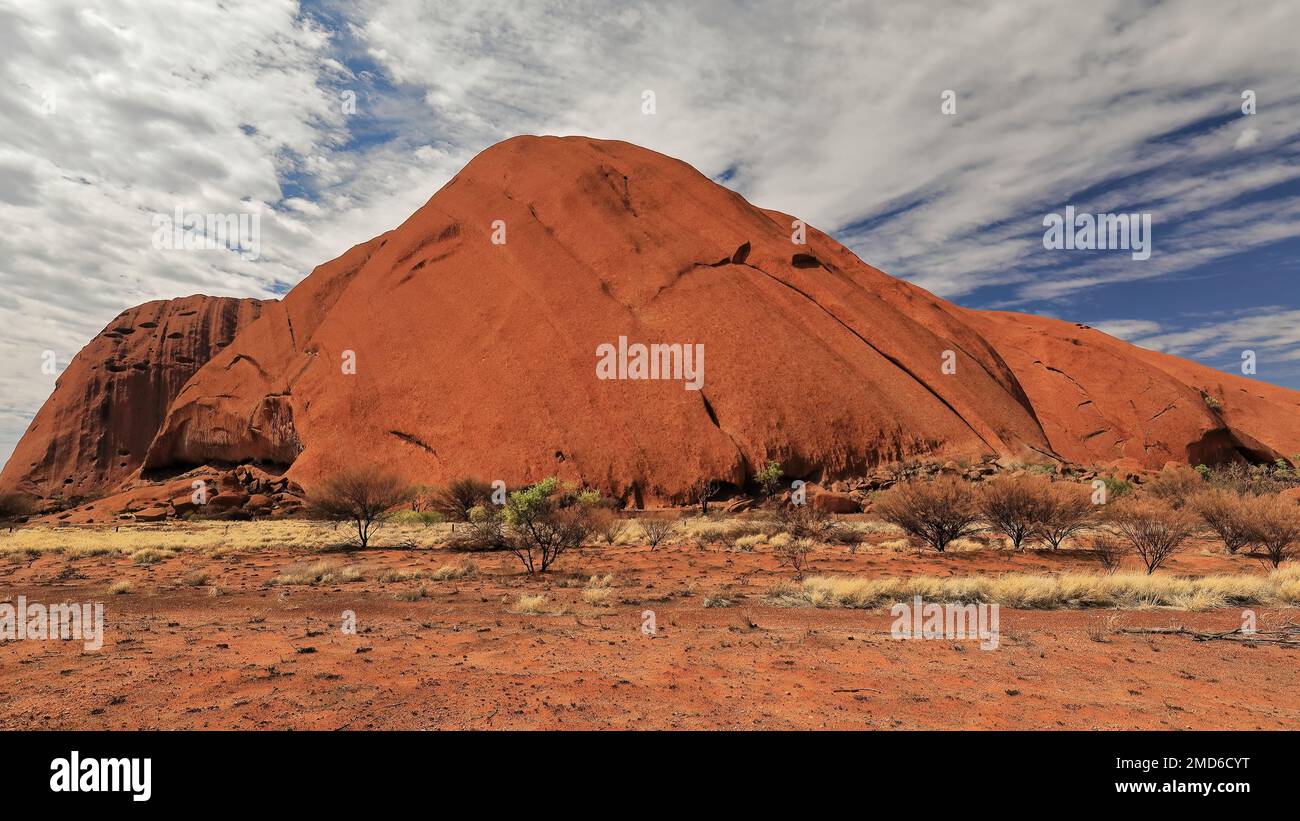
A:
[1144,465,1204,508]
[1104,498,1197,575]
[977,475,1052,551]
[1190,489,1257,554]
[773,537,815,577]
[432,477,494,522]
[308,467,412,548]
[639,516,677,550]
[1250,496,1300,568]
[1034,482,1098,550]
[773,503,840,542]
[593,509,628,545]
[1088,534,1128,572]
[874,477,980,553]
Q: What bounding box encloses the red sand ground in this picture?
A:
[3,532,1296,730]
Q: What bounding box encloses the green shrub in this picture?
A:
[502,478,600,573]
[756,461,783,497]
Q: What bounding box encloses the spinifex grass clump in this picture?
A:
[772,569,1300,611]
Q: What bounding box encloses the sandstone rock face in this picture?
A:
[0,296,266,501]
[811,490,861,514]
[142,136,1058,504]
[9,136,1300,509]
[962,311,1300,468]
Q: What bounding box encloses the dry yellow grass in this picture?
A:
[394,586,428,601]
[271,560,364,586]
[107,579,131,595]
[430,560,479,581]
[131,547,175,565]
[772,570,1299,610]
[376,568,420,583]
[512,593,551,614]
[0,520,458,557]
[182,570,209,587]
[581,574,615,606]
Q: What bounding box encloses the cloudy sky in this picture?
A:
[1,0,1298,467]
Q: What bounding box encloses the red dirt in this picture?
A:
[2,535,1296,730]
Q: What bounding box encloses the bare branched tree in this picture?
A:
[309,467,412,548]
[1191,489,1257,555]
[694,478,721,515]
[1034,482,1098,550]
[432,477,494,522]
[1105,498,1197,574]
[977,475,1052,551]
[1250,496,1300,569]
[639,517,677,550]
[874,477,980,553]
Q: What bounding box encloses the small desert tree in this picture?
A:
[1249,496,1300,568]
[977,474,1052,551]
[874,476,980,553]
[1034,481,1098,550]
[693,478,721,515]
[755,461,782,498]
[1105,498,1197,575]
[0,492,35,532]
[309,467,412,548]
[1190,489,1256,554]
[433,477,494,522]
[502,478,599,574]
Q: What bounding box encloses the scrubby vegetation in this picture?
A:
[502,478,600,574]
[0,492,34,531]
[773,537,816,576]
[1034,481,1097,550]
[1251,496,1300,568]
[874,476,980,552]
[1191,489,1257,554]
[1103,498,1197,575]
[977,475,1052,551]
[755,461,783,497]
[638,516,677,550]
[308,467,412,548]
[431,477,494,522]
[773,566,1300,610]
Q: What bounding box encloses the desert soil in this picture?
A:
[1,522,1296,730]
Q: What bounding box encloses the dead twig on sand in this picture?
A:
[1115,625,1300,648]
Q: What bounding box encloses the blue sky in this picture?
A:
[1,0,1298,467]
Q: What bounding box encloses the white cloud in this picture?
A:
[2,0,1299,468]
[1089,319,1165,341]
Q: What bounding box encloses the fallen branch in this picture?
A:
[1116,625,1300,647]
